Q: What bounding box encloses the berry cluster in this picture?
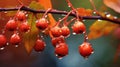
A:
[0,9,94,59]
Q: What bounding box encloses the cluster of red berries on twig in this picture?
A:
[0,0,96,59]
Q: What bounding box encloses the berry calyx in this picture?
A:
[36,18,49,30]
[19,21,30,32]
[61,25,70,37]
[10,33,21,45]
[51,36,65,47]
[55,43,68,58]
[5,19,18,31]
[34,39,46,52]
[16,11,26,21]
[50,26,62,37]
[72,21,86,34]
[0,35,7,48]
[79,42,93,58]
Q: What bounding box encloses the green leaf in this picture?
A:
[23,1,44,54]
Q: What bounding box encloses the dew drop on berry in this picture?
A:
[0,47,4,50]
[15,45,19,48]
[6,42,9,46]
[72,32,76,35]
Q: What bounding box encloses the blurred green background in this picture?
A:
[0,0,119,67]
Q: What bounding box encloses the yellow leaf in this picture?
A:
[88,20,118,39]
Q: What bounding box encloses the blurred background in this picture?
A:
[0,0,120,67]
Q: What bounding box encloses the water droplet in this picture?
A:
[58,57,63,60]
[91,51,94,54]
[15,45,19,47]
[98,19,102,21]
[83,20,86,21]
[68,5,71,7]
[106,14,111,18]
[114,16,118,19]
[72,32,76,35]
[0,47,4,50]
[93,11,96,14]
[6,42,9,46]
[4,11,7,14]
[26,14,28,17]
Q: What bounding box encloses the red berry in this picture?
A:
[34,39,46,52]
[51,36,65,47]
[5,19,18,31]
[36,18,49,30]
[79,42,93,58]
[72,21,86,34]
[0,35,7,48]
[55,43,68,58]
[19,22,30,32]
[10,33,21,45]
[16,11,26,21]
[61,25,70,37]
[51,26,62,37]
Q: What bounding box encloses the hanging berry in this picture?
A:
[10,33,21,46]
[0,35,7,48]
[19,21,30,32]
[51,36,65,47]
[50,26,62,37]
[72,20,86,34]
[5,19,18,31]
[79,42,94,58]
[16,11,26,21]
[55,42,68,58]
[36,18,49,30]
[34,38,46,52]
[61,25,70,37]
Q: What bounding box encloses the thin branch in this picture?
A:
[0,6,120,24]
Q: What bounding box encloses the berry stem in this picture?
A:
[17,0,24,6]
[83,32,88,42]
[66,0,82,21]
[42,8,52,18]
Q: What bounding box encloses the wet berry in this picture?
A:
[19,21,30,32]
[34,39,46,52]
[79,42,93,58]
[50,26,62,37]
[51,36,65,47]
[55,43,68,58]
[61,25,70,37]
[36,18,49,30]
[16,11,26,21]
[72,21,86,34]
[5,19,18,31]
[10,33,21,45]
[0,35,7,48]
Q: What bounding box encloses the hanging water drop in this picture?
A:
[15,45,19,47]
[106,14,111,18]
[72,32,76,35]
[0,47,4,50]
[58,57,63,60]
[6,42,9,46]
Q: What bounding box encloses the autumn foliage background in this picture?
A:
[0,0,120,67]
